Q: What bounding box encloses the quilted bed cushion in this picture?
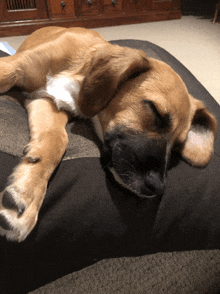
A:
[0,40,220,293]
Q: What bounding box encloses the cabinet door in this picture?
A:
[48,0,75,18]
[104,0,122,15]
[75,0,102,16]
[0,0,48,22]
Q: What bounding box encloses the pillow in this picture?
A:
[0,41,220,293]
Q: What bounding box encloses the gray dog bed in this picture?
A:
[0,39,220,294]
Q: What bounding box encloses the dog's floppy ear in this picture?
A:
[181,97,217,166]
[77,46,149,117]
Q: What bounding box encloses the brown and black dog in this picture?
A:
[0,27,217,242]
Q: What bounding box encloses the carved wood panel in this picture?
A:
[0,0,48,21]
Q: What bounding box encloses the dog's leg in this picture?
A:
[0,98,69,242]
[0,55,22,93]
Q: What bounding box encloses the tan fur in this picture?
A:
[0,27,217,242]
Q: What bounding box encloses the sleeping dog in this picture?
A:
[0,27,217,242]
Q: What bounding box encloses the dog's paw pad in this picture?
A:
[2,188,26,215]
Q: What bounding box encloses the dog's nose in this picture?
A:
[142,172,165,198]
[141,185,163,198]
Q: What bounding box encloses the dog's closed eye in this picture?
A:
[142,99,171,130]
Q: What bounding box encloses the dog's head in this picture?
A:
[76,45,217,198]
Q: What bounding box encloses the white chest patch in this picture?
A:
[46,75,80,114]
[27,75,82,116]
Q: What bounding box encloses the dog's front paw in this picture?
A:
[0,182,46,242]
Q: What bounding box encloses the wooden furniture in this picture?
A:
[213,0,220,23]
[0,0,181,37]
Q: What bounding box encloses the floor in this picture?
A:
[0,15,219,104]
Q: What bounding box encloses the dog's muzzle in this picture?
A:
[101,129,168,198]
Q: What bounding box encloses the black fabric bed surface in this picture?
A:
[0,40,220,294]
